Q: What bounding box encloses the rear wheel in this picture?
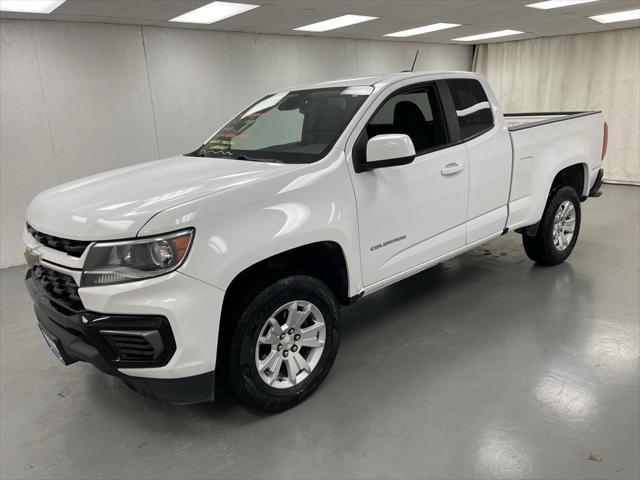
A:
[522,186,581,265]
[225,275,340,412]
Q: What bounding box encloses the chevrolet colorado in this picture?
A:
[23,71,606,411]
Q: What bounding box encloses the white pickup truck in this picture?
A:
[24,71,606,411]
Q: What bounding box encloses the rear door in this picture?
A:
[348,81,469,287]
[445,78,512,243]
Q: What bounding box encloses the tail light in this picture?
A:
[601,121,608,160]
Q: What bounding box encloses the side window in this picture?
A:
[366,85,448,154]
[447,79,494,140]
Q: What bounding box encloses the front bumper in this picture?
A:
[25,268,222,404]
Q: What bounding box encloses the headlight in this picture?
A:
[82,229,194,287]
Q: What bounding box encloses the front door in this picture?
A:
[348,82,470,287]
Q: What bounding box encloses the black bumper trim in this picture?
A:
[120,371,216,405]
[26,269,215,404]
[26,269,176,369]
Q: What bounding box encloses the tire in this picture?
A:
[522,185,581,266]
[225,275,340,412]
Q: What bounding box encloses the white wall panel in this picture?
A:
[0,19,472,267]
[416,42,472,71]
[142,27,235,157]
[226,32,302,111]
[297,36,358,85]
[0,21,58,267]
[355,40,409,76]
[32,22,159,180]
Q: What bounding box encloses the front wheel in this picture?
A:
[522,186,582,265]
[226,275,340,412]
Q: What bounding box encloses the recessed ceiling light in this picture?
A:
[170,1,260,24]
[590,8,640,23]
[453,30,524,42]
[526,0,599,10]
[385,23,461,38]
[294,14,378,32]
[0,0,65,14]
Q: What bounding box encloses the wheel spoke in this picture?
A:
[562,204,574,220]
[268,356,283,385]
[299,323,325,348]
[292,352,311,373]
[267,317,282,335]
[258,350,278,373]
[287,301,311,329]
[299,337,324,348]
[555,207,563,218]
[258,318,282,345]
[284,357,298,385]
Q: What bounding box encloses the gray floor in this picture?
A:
[1,184,638,480]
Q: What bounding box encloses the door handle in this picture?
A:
[441,162,465,176]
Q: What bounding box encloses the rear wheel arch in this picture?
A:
[518,162,588,237]
[549,162,588,199]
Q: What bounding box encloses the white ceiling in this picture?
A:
[1,0,638,43]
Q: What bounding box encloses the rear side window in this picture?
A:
[447,79,494,140]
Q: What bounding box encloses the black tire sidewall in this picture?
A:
[228,275,340,411]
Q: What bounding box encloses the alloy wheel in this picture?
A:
[552,200,576,251]
[254,300,326,389]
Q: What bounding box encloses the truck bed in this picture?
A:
[505,110,605,232]
[505,111,601,131]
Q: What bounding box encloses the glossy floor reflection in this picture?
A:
[1,185,638,480]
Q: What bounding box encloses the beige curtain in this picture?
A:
[474,28,640,184]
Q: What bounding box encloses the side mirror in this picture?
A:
[362,134,416,171]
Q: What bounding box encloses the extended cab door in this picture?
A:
[445,78,512,243]
[348,81,469,287]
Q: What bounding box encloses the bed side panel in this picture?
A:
[506,113,604,230]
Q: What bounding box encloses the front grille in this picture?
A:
[32,265,84,312]
[100,330,164,362]
[27,224,90,258]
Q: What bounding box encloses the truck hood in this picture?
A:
[26,155,296,240]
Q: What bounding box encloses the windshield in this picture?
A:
[191,86,373,163]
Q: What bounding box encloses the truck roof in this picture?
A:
[281,71,478,92]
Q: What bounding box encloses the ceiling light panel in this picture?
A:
[294,14,378,32]
[526,0,599,10]
[170,1,260,24]
[385,23,461,38]
[453,30,524,41]
[590,9,640,23]
[0,0,65,13]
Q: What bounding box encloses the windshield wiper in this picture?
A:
[197,149,233,158]
[192,149,278,163]
[235,155,283,163]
